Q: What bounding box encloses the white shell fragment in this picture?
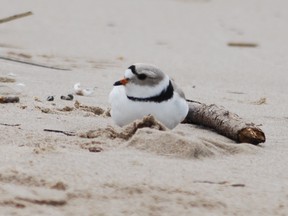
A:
[73,83,94,96]
[7,73,17,77]
[16,83,26,87]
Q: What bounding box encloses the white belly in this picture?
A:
[109,86,189,129]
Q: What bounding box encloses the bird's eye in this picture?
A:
[138,74,147,80]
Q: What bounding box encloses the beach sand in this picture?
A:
[1,0,288,215]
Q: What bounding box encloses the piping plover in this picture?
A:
[109,63,189,129]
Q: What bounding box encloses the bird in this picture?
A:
[109,63,189,129]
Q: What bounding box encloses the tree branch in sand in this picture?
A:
[0,96,19,103]
[0,11,33,24]
[184,101,266,145]
[43,129,76,136]
[0,56,71,71]
[0,123,21,127]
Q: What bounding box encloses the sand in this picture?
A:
[0,0,288,215]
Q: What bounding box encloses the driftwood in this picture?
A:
[0,123,21,127]
[0,56,71,71]
[184,101,265,145]
[227,42,258,48]
[43,129,76,136]
[0,12,69,70]
[0,96,19,103]
[0,11,33,24]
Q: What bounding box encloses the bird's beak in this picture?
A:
[113,78,129,86]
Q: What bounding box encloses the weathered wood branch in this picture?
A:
[0,11,33,24]
[43,129,76,136]
[0,56,71,71]
[227,42,258,48]
[0,123,21,127]
[184,101,266,145]
[0,96,19,103]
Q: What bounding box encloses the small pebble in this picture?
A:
[88,147,103,153]
[47,96,54,101]
[60,94,73,101]
[67,94,74,100]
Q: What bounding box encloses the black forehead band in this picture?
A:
[128,65,137,75]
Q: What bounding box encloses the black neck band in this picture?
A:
[127,80,174,103]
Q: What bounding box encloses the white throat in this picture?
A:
[125,75,170,98]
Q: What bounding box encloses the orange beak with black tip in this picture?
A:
[113,78,129,86]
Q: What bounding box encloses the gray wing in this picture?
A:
[171,79,186,99]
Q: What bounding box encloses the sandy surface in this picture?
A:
[0,0,288,215]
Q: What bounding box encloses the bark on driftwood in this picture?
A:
[184,101,266,145]
[0,56,71,71]
[0,96,19,103]
[0,11,33,24]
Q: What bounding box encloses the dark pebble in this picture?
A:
[47,96,54,101]
[67,94,74,100]
[60,94,73,101]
